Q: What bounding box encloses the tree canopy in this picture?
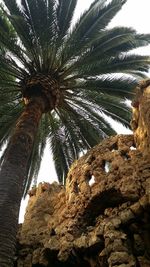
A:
[0,0,150,192]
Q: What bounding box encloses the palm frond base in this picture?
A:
[20,73,60,111]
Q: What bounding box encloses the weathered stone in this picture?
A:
[16,132,150,267]
[108,251,135,265]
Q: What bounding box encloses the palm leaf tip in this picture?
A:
[56,0,77,40]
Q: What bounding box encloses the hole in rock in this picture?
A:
[43,247,91,267]
[74,182,79,193]
[110,142,118,151]
[104,161,110,173]
[120,150,130,160]
[81,189,126,227]
[121,153,130,160]
[88,175,95,186]
[50,228,56,236]
[130,146,136,150]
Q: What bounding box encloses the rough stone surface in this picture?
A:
[15,133,150,267]
[131,80,150,155]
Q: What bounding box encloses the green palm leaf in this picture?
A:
[61,0,127,62]
[0,0,150,191]
[56,0,77,40]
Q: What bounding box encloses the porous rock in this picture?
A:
[16,133,150,267]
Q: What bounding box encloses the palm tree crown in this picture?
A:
[0,0,150,192]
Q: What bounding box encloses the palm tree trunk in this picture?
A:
[0,96,46,267]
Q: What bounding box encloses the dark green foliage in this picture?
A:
[0,0,150,192]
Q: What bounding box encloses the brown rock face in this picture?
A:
[131,79,150,154]
[16,134,150,267]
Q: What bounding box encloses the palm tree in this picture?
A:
[0,0,150,265]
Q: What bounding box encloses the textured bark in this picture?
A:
[0,96,46,267]
[15,133,150,267]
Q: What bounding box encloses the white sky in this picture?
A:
[2,0,149,221]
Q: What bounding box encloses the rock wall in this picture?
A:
[131,79,150,154]
[16,134,150,267]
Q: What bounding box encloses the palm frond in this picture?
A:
[72,75,137,100]
[0,0,150,189]
[71,54,150,78]
[0,102,22,150]
[65,89,131,128]
[61,0,127,63]
[48,113,69,183]
[60,28,150,79]
[56,0,77,41]
[1,1,41,67]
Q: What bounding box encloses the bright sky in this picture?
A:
[4,0,149,221]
